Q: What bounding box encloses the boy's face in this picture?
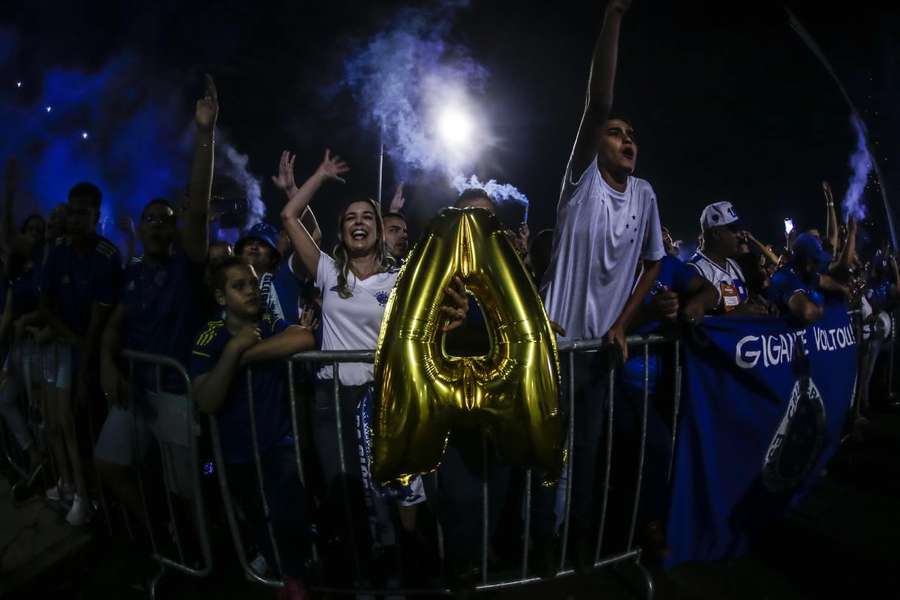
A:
[66,196,99,238]
[217,264,261,320]
[597,118,637,175]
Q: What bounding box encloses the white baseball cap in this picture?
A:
[700,201,741,232]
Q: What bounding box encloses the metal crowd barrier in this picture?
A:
[207,335,677,598]
[112,350,214,597]
[3,318,880,598]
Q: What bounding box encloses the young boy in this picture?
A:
[538,0,665,570]
[191,256,315,592]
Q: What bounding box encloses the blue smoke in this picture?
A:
[0,29,263,244]
[842,114,873,222]
[339,1,487,181]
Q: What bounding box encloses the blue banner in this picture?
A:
[665,303,857,568]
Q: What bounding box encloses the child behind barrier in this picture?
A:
[191,257,315,596]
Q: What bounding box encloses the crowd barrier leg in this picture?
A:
[480,431,489,585]
[520,469,532,580]
[247,370,287,579]
[668,340,682,482]
[332,363,363,584]
[558,350,576,574]
[626,344,651,552]
[888,311,897,404]
[286,361,319,565]
[593,357,615,565]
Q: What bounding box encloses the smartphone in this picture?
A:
[783,218,794,235]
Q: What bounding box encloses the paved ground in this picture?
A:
[3,411,899,599]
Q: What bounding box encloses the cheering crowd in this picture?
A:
[2,1,898,597]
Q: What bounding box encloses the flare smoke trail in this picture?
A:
[340,1,486,181]
[452,174,529,220]
[0,28,264,235]
[786,8,896,247]
[844,115,873,221]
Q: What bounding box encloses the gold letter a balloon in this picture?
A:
[373,207,562,484]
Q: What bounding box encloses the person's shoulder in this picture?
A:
[629,176,654,194]
[94,236,120,261]
[193,319,227,349]
[660,254,685,268]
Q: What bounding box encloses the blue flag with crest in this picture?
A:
[665,303,857,568]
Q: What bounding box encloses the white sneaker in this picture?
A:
[65,494,92,526]
[46,479,74,502]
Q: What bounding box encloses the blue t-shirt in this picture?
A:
[190,313,292,464]
[41,236,123,336]
[259,256,302,324]
[622,255,700,395]
[768,266,823,315]
[122,252,206,391]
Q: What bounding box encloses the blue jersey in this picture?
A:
[259,256,303,324]
[190,313,293,464]
[623,255,701,395]
[768,266,823,316]
[41,236,123,336]
[122,252,206,391]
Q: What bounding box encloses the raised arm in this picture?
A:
[276,149,349,276]
[568,0,631,180]
[389,182,406,213]
[832,216,857,275]
[183,75,218,264]
[743,231,781,266]
[823,181,840,252]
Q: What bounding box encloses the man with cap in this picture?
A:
[767,232,833,324]
[235,220,318,324]
[688,201,756,314]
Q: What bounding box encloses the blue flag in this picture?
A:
[665,303,857,568]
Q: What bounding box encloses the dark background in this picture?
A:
[2,0,897,252]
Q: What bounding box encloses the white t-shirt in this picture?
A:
[541,157,665,341]
[316,252,398,385]
[686,251,748,312]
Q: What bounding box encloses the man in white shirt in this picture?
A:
[537,0,666,573]
[687,201,757,314]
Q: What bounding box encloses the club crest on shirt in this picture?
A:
[761,376,826,493]
[375,290,390,306]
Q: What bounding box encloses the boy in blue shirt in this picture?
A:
[191,256,315,589]
[40,181,123,525]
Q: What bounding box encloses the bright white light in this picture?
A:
[16,81,22,88]
[784,218,794,235]
[45,105,52,113]
[438,106,473,147]
[81,131,89,140]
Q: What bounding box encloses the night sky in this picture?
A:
[2,0,898,254]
